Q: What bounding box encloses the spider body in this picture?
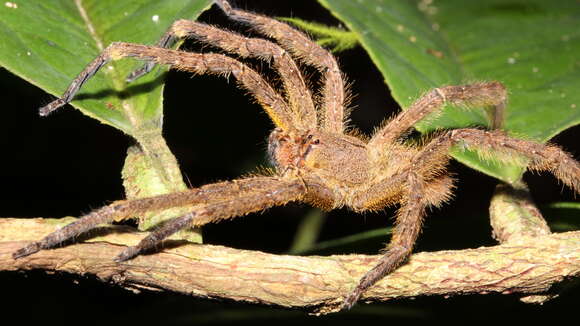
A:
[13,0,580,310]
[268,128,442,212]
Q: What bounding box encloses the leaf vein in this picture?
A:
[74,0,104,51]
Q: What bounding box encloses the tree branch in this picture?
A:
[0,218,578,314]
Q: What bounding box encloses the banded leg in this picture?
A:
[128,19,317,129]
[13,176,306,259]
[215,0,346,133]
[39,42,295,131]
[370,82,507,148]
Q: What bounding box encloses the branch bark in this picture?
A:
[1,218,578,314]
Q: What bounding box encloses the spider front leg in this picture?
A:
[14,176,306,260]
[215,0,346,133]
[127,19,317,129]
[38,42,296,131]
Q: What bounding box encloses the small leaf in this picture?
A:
[319,0,580,183]
[542,202,580,231]
[548,202,580,210]
[0,0,213,134]
[280,17,358,52]
[288,209,326,254]
[291,227,392,255]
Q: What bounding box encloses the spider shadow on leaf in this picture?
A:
[73,72,169,102]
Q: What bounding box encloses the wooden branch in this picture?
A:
[1,218,578,314]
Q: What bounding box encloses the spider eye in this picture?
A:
[305,134,320,145]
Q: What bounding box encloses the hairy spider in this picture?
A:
[13,0,580,309]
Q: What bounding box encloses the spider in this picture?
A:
[13,0,580,310]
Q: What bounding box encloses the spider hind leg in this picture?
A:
[345,173,454,309]
[345,127,580,308]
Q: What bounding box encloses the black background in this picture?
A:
[1,0,578,324]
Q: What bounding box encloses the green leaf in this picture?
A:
[318,0,580,183]
[0,0,212,235]
[542,202,580,231]
[0,0,212,134]
[288,209,326,254]
[548,202,580,210]
[291,227,392,255]
[279,17,358,52]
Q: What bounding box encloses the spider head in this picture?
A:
[267,129,370,186]
[267,128,313,170]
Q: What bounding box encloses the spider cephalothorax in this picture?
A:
[269,128,370,189]
[13,0,580,310]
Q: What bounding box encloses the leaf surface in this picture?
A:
[0,0,213,134]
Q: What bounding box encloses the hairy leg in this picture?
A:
[346,127,580,307]
[39,42,295,131]
[13,176,306,259]
[127,19,317,129]
[346,173,454,308]
[115,177,307,261]
[215,0,346,133]
[370,82,507,147]
[450,129,580,194]
[345,173,430,309]
[379,128,580,199]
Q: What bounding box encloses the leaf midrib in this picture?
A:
[74,0,139,131]
[74,0,104,50]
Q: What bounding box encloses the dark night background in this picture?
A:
[0,0,578,324]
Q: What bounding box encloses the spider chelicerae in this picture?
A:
[13,0,580,309]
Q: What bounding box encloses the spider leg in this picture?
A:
[127,20,317,129]
[13,176,306,259]
[450,128,580,194]
[370,82,507,148]
[115,176,307,262]
[39,43,295,131]
[345,128,580,308]
[345,173,454,309]
[215,0,346,133]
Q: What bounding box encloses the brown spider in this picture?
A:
[13,0,580,309]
